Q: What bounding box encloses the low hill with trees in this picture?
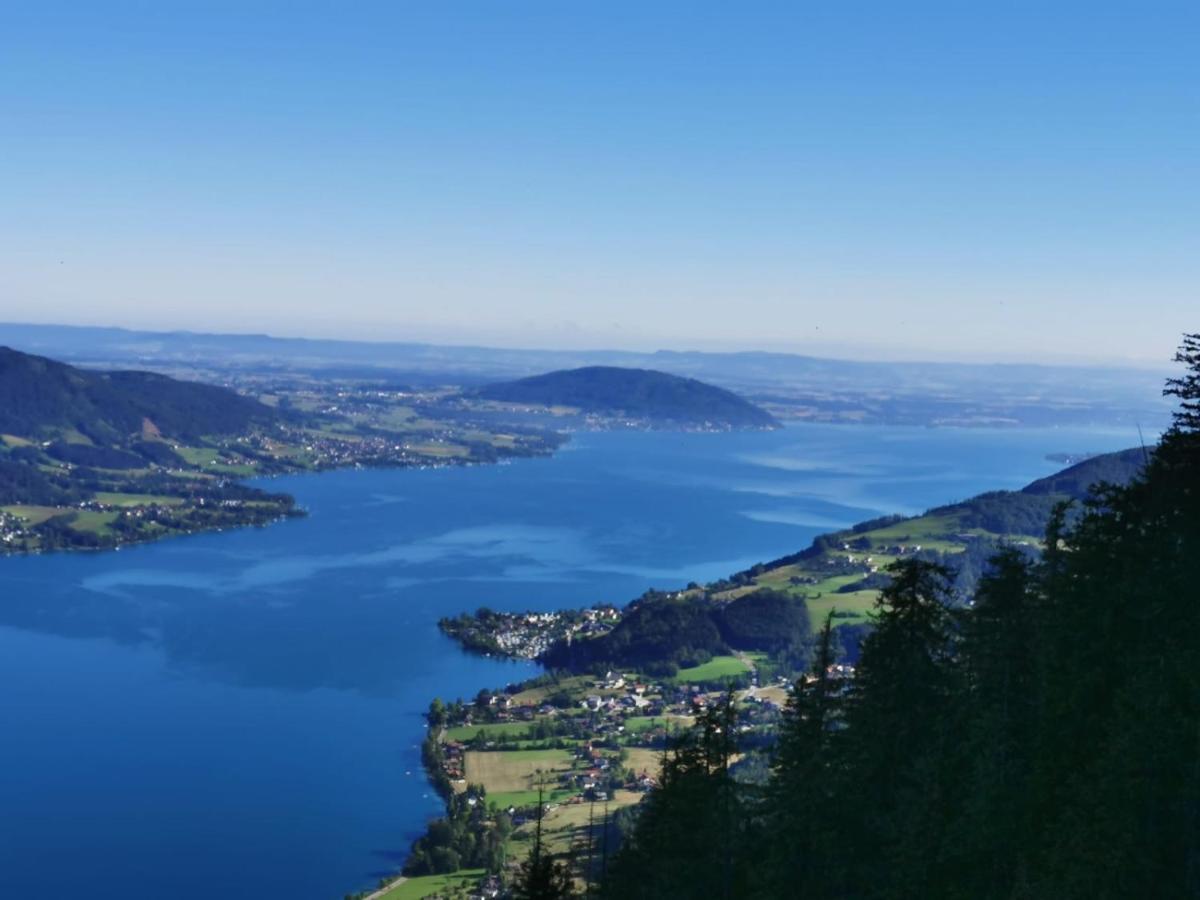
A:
[517,445,1150,681]
[476,366,779,430]
[541,588,809,677]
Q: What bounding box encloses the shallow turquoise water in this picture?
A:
[0,424,1139,898]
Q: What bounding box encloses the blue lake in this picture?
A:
[0,424,1141,898]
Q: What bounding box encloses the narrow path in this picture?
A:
[360,875,406,900]
[733,650,757,675]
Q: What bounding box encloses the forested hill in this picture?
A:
[0,348,299,551]
[596,335,1200,900]
[921,445,1146,535]
[729,445,1147,610]
[1020,446,1147,496]
[475,366,779,429]
[540,446,1149,675]
[0,346,278,443]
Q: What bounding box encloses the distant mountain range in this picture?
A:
[0,346,278,445]
[0,321,1172,429]
[476,366,779,430]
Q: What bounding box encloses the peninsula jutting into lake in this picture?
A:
[0,406,1152,898]
[376,441,1153,898]
[1,348,786,555]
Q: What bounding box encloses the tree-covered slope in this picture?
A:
[541,588,809,676]
[540,446,1149,678]
[1020,446,1147,496]
[710,444,1149,627]
[476,366,779,429]
[599,334,1200,900]
[924,446,1146,535]
[0,346,278,443]
[0,348,297,551]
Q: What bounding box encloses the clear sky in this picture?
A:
[0,1,1196,364]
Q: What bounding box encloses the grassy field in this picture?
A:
[731,506,984,625]
[751,564,807,590]
[0,433,33,447]
[209,462,258,476]
[485,788,575,810]
[855,512,968,553]
[621,715,694,734]
[70,509,119,534]
[803,583,880,624]
[529,789,645,855]
[624,748,664,776]
[510,676,591,706]
[443,721,535,743]
[463,748,575,793]
[407,442,469,459]
[95,491,184,507]
[374,869,485,899]
[175,446,219,466]
[672,655,750,683]
[746,567,885,625]
[2,505,63,525]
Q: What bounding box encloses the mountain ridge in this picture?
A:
[0,346,279,444]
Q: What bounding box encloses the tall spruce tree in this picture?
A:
[764,611,843,898]
[1031,334,1200,896]
[838,559,957,898]
[602,692,749,900]
[945,549,1038,897]
[512,784,575,900]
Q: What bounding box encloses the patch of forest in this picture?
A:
[594,335,1200,899]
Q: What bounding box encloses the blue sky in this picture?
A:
[0,1,1196,363]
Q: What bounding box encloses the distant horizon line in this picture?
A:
[0,318,1177,374]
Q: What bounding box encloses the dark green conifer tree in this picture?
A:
[838,559,957,898]
[763,611,843,898]
[944,548,1038,897]
[595,333,1200,900]
[601,692,749,900]
[512,785,575,900]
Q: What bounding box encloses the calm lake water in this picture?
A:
[0,424,1140,898]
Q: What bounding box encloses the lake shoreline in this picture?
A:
[0,424,1143,899]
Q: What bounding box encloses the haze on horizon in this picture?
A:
[1,2,1196,366]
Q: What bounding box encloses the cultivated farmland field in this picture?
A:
[463,748,575,793]
[443,721,536,742]
[376,868,485,899]
[672,655,750,683]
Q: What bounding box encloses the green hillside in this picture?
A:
[476,366,779,429]
[536,446,1149,678]
[715,446,1146,626]
[0,347,297,552]
[541,587,810,677]
[0,346,278,444]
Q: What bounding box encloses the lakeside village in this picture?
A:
[350,608,855,900]
[437,606,623,659]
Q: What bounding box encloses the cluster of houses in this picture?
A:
[0,510,33,546]
[561,741,658,802]
[486,611,575,659]
[447,607,622,660]
[435,666,801,812]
